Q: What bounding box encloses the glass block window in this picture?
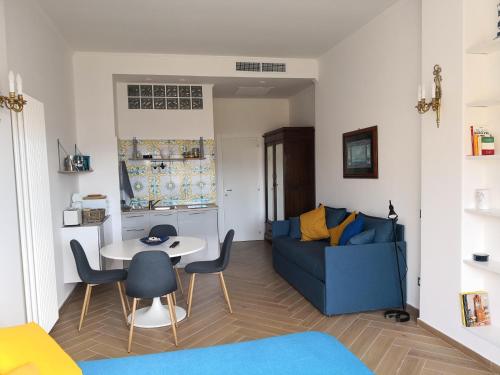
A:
[128,84,203,110]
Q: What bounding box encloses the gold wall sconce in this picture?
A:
[0,71,27,113]
[416,64,442,128]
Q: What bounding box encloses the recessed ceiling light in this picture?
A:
[145,77,152,81]
[259,80,266,84]
[179,78,186,82]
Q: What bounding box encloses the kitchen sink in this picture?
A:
[153,206,174,211]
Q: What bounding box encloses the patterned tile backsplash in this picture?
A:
[119,139,216,207]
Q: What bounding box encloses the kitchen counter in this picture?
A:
[122,204,218,214]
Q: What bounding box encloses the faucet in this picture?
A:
[148,199,162,210]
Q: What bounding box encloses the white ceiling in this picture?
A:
[114,75,314,98]
[37,0,398,58]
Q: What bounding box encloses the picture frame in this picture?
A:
[343,126,378,179]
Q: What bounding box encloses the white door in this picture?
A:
[221,137,263,241]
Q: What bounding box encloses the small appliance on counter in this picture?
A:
[63,208,82,226]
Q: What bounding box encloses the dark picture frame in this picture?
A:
[343,126,378,179]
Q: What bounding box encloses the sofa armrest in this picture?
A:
[323,242,407,314]
[272,220,290,239]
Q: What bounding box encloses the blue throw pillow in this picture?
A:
[347,229,376,245]
[289,217,301,239]
[324,206,347,228]
[339,215,365,246]
[359,213,393,243]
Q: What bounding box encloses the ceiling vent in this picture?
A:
[262,63,286,73]
[236,62,261,72]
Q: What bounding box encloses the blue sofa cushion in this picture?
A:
[347,229,376,245]
[289,217,301,239]
[325,206,347,228]
[339,215,364,246]
[360,213,393,243]
[273,237,326,281]
[79,332,373,375]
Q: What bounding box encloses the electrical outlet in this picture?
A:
[418,277,421,286]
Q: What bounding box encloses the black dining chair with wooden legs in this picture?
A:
[126,251,178,352]
[149,225,183,295]
[70,240,129,332]
[185,229,234,317]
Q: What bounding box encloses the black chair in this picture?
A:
[126,251,178,352]
[185,230,235,317]
[70,240,129,331]
[149,225,184,295]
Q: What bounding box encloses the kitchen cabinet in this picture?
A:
[61,216,112,283]
[263,127,315,241]
[121,207,219,264]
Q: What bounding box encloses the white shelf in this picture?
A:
[464,208,500,218]
[465,155,500,160]
[466,99,500,108]
[463,259,500,276]
[467,37,500,55]
[463,325,500,348]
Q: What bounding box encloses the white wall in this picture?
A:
[116,82,214,139]
[4,0,78,306]
[213,98,291,238]
[214,98,290,136]
[0,0,26,326]
[73,52,317,243]
[315,0,422,308]
[289,85,315,126]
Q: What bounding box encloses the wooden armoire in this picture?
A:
[263,127,315,241]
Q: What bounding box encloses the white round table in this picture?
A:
[101,236,206,328]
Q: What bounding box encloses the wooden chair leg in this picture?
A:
[219,272,233,314]
[122,282,131,311]
[187,274,196,317]
[84,285,93,316]
[116,282,129,325]
[172,292,177,306]
[166,294,178,346]
[127,298,138,353]
[170,293,178,328]
[175,268,184,295]
[78,284,92,331]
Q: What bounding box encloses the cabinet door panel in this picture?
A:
[266,145,274,221]
[150,212,178,231]
[178,210,219,264]
[122,213,148,229]
[275,143,285,220]
[121,228,148,240]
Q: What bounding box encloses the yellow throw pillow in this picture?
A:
[300,205,329,241]
[0,323,82,375]
[5,363,40,375]
[329,212,356,246]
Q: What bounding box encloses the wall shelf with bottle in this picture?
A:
[128,136,205,162]
[57,139,93,174]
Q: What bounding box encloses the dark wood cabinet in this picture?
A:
[263,127,315,241]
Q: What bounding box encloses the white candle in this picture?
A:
[16,74,23,95]
[8,71,15,92]
[432,82,436,98]
[421,84,426,100]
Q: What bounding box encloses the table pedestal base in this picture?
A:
[128,297,187,328]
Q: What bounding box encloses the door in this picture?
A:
[221,137,263,241]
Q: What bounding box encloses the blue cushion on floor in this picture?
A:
[78,332,373,375]
[289,217,301,239]
[325,206,347,228]
[360,213,393,243]
[273,237,326,281]
[347,229,376,245]
[339,215,365,246]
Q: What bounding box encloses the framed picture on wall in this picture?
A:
[343,126,378,179]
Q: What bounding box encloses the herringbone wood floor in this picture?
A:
[51,241,494,374]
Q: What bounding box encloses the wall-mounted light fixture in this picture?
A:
[0,71,27,113]
[416,65,442,128]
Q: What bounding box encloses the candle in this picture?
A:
[432,82,436,98]
[8,71,15,93]
[421,84,426,100]
[16,74,23,95]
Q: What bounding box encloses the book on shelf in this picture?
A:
[469,126,495,156]
[460,291,491,327]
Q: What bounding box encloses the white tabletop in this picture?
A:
[100,236,206,261]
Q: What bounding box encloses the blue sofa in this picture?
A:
[272,214,407,316]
